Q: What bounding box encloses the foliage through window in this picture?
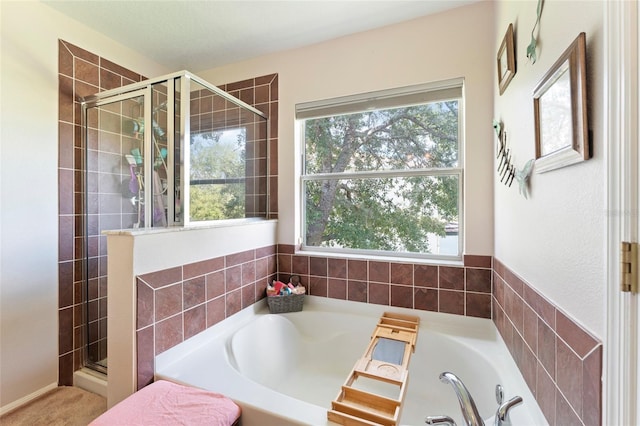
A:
[299,81,463,258]
[189,129,246,221]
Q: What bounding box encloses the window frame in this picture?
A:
[297,79,465,261]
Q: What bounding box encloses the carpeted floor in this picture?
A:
[0,386,106,425]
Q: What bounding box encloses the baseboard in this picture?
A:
[0,382,58,416]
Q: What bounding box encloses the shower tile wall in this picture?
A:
[58,40,280,386]
[493,258,602,426]
[58,39,145,385]
[219,75,279,219]
[189,74,277,219]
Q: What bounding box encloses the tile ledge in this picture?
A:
[103,218,277,236]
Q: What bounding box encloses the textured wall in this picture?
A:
[493,0,605,338]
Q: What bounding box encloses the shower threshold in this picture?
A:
[73,368,107,398]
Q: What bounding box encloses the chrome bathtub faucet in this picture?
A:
[493,383,523,426]
[439,372,484,426]
[494,394,523,426]
[425,372,523,426]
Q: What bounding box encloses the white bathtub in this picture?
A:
[156,296,547,426]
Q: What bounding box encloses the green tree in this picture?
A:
[304,101,459,254]
[189,130,246,220]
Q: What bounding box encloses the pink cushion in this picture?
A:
[90,380,241,426]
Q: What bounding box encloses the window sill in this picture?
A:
[296,247,463,267]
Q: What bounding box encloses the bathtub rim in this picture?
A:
[155,296,548,426]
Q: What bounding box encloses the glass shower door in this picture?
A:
[83,90,149,372]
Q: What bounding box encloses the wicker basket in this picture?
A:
[267,293,305,314]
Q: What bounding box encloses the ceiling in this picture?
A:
[43,0,481,72]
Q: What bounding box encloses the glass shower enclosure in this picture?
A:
[80,71,269,373]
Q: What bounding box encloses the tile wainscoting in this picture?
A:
[135,247,494,388]
[493,258,602,426]
[132,249,602,426]
[135,245,278,389]
[277,245,493,318]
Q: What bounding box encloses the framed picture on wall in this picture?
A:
[533,32,589,173]
[497,24,516,95]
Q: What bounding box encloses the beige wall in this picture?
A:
[0,1,168,411]
[198,1,496,257]
[493,0,605,338]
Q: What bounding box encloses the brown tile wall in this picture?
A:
[135,245,277,389]
[223,77,279,219]
[493,258,602,426]
[189,75,278,219]
[58,39,146,385]
[133,250,603,425]
[58,39,279,385]
[132,245,602,426]
[236,75,279,219]
[135,247,492,390]
[276,245,493,317]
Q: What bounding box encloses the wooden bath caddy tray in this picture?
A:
[328,312,420,426]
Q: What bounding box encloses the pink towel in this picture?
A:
[90,380,241,426]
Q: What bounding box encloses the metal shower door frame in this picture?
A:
[81,87,151,373]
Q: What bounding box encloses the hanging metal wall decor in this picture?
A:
[493,120,535,198]
[527,0,545,63]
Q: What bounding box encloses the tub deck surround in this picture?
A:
[131,247,493,410]
[156,296,547,426]
[493,258,602,426]
[113,242,602,425]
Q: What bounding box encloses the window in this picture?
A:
[298,79,463,259]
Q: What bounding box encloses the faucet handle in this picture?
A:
[495,384,504,405]
[493,395,523,426]
[425,415,457,425]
